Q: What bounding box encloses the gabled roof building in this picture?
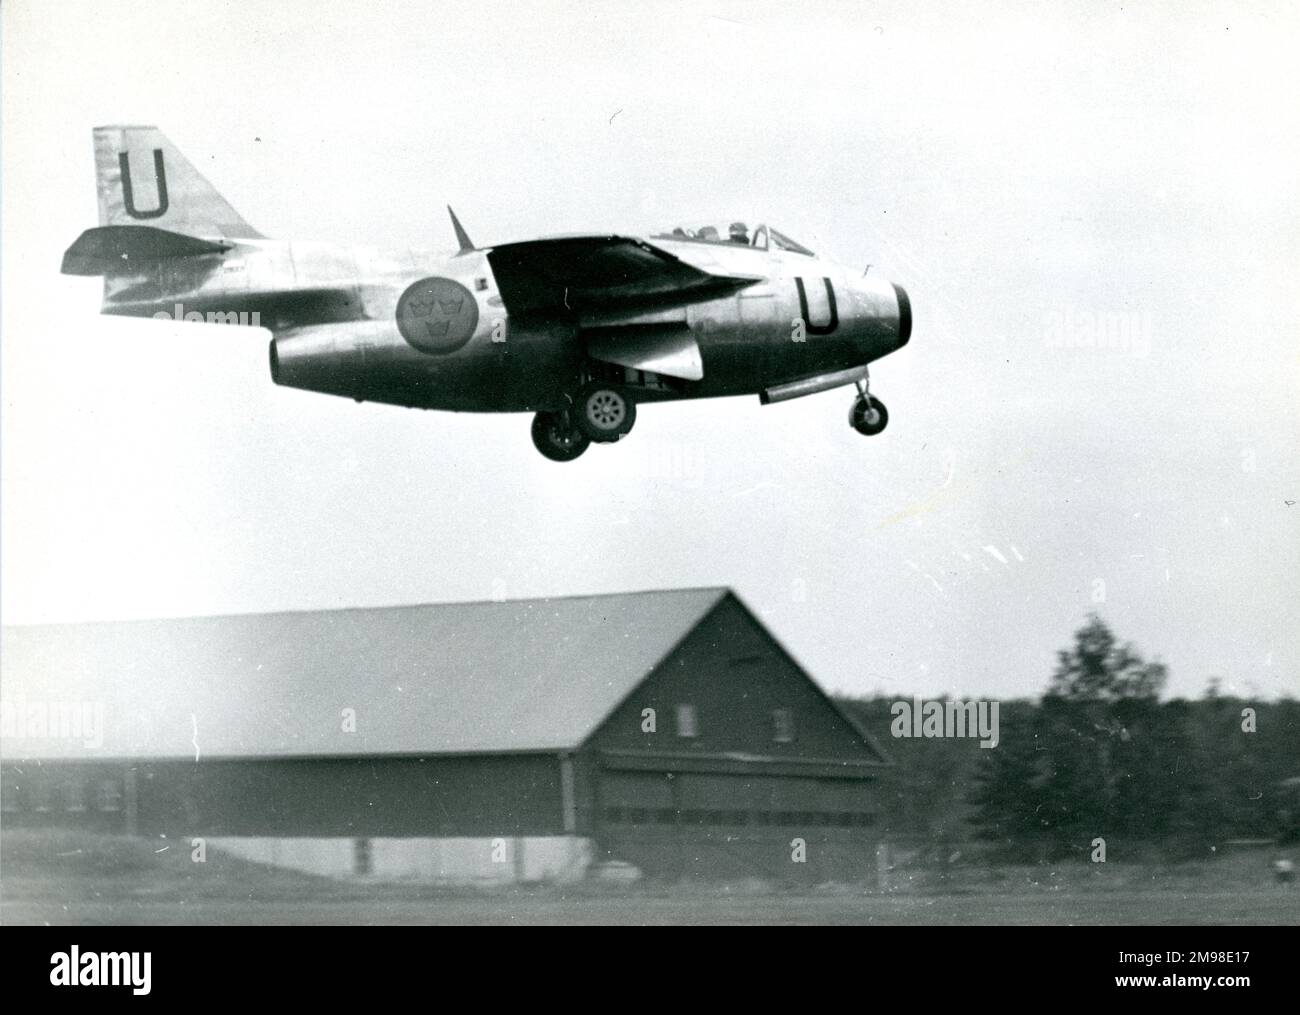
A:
[1,588,888,881]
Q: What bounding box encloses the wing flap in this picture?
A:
[584,323,704,381]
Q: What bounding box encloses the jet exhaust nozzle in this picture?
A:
[268,330,351,393]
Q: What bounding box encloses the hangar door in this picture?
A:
[594,768,877,881]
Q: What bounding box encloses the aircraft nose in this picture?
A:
[891,282,912,347]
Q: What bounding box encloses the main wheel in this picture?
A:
[574,383,637,442]
[849,394,888,436]
[531,411,590,461]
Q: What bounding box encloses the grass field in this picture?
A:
[3,831,1296,925]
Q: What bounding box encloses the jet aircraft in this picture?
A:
[63,127,911,460]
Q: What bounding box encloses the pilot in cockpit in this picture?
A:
[729,222,750,245]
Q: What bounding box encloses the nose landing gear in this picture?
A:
[849,372,888,436]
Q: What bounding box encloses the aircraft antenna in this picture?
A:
[448,206,474,254]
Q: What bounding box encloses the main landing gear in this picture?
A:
[531,410,590,462]
[530,382,638,462]
[573,382,636,443]
[849,370,888,436]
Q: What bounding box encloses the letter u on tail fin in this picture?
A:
[93,126,264,239]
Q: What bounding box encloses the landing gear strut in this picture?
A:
[531,409,590,462]
[849,371,888,436]
[530,382,640,461]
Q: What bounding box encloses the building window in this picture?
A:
[62,778,87,813]
[96,780,123,813]
[675,703,698,738]
[353,838,373,876]
[772,707,794,743]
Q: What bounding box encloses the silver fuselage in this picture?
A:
[102,235,910,413]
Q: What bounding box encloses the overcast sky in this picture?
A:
[3,0,1297,701]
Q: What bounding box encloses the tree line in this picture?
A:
[836,616,1300,861]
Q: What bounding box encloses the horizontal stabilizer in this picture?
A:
[62,225,230,276]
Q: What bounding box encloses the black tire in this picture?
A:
[574,383,636,442]
[531,411,590,462]
[849,394,888,436]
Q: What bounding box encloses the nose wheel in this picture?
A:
[531,410,590,461]
[849,375,888,436]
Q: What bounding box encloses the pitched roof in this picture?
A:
[0,588,729,761]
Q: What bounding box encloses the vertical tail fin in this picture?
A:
[93,125,264,239]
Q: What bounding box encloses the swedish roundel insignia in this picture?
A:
[396,277,479,354]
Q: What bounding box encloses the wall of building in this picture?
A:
[586,595,883,765]
[2,595,889,884]
[209,836,594,883]
[574,595,885,881]
[1,759,130,833]
[1,753,568,838]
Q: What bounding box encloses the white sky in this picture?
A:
[2,0,1297,701]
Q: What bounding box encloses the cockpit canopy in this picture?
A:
[652,222,815,257]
